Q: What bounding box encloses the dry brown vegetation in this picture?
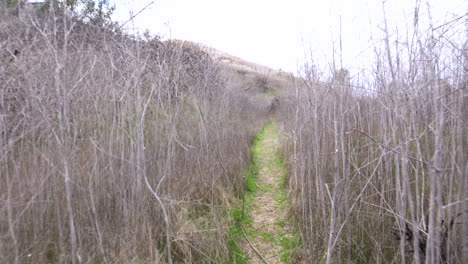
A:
[0,2,272,263]
[2,1,467,264]
[277,6,467,264]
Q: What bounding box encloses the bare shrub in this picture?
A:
[277,6,467,264]
[0,3,269,263]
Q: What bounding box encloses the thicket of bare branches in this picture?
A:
[0,3,269,263]
[278,7,467,264]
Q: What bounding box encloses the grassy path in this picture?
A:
[242,121,300,264]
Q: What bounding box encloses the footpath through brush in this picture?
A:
[242,121,300,264]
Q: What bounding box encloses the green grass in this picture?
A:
[227,204,251,263]
[227,121,303,263]
[226,124,269,263]
[269,125,302,263]
[265,87,280,97]
[277,232,301,262]
[226,225,248,264]
[261,232,276,242]
[274,220,286,227]
[244,163,258,193]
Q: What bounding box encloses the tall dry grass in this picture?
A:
[277,6,467,264]
[0,3,269,263]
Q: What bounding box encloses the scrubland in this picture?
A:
[1,1,466,264]
[277,7,467,264]
[0,2,271,263]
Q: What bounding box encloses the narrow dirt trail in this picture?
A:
[244,122,298,264]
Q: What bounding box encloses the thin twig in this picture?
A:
[433,12,468,30]
[240,225,270,264]
[352,129,438,170]
[117,1,155,30]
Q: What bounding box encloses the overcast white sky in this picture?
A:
[109,0,466,74]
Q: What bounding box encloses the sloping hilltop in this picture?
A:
[169,39,296,97]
